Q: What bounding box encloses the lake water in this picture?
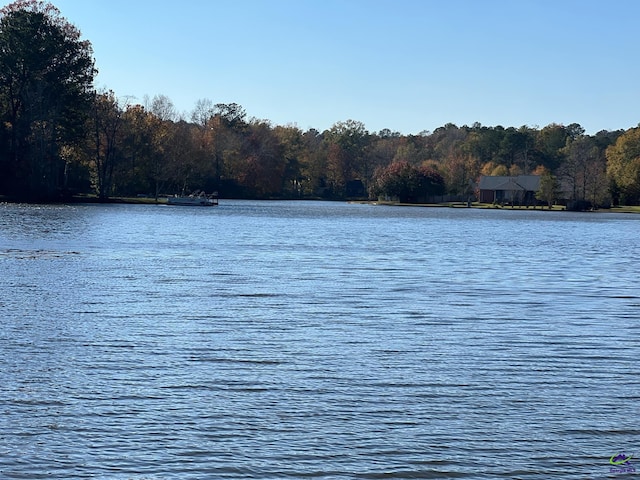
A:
[0,200,638,479]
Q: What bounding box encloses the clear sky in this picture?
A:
[22,0,640,134]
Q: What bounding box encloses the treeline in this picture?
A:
[2,1,640,206]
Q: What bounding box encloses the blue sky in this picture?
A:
[31,0,640,134]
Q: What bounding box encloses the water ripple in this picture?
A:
[0,202,638,479]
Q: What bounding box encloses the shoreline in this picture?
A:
[2,195,639,213]
[351,200,640,214]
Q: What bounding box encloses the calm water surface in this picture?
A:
[0,200,638,479]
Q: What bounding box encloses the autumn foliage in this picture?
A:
[371,161,445,202]
[0,1,638,206]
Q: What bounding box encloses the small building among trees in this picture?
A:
[477,175,541,204]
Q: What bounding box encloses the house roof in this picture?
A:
[478,175,540,191]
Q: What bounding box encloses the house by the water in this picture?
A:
[477,175,541,204]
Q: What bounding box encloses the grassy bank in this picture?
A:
[608,205,640,214]
[369,200,566,211]
[364,200,640,213]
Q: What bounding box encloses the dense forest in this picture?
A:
[2,1,640,207]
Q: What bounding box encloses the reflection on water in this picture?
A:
[0,201,639,479]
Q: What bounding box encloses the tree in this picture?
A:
[0,0,96,199]
[416,164,446,199]
[496,126,535,173]
[432,123,468,162]
[299,128,326,197]
[371,160,444,203]
[90,91,125,200]
[536,172,559,208]
[118,103,158,197]
[214,102,247,128]
[144,96,179,199]
[273,125,305,197]
[393,141,421,164]
[236,120,285,198]
[584,149,609,208]
[536,124,569,171]
[462,124,503,165]
[190,98,219,191]
[325,120,370,196]
[560,135,608,208]
[146,94,176,123]
[191,98,216,127]
[367,133,403,192]
[441,153,479,197]
[169,120,203,194]
[371,161,414,201]
[188,100,248,196]
[490,164,509,176]
[606,128,640,205]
